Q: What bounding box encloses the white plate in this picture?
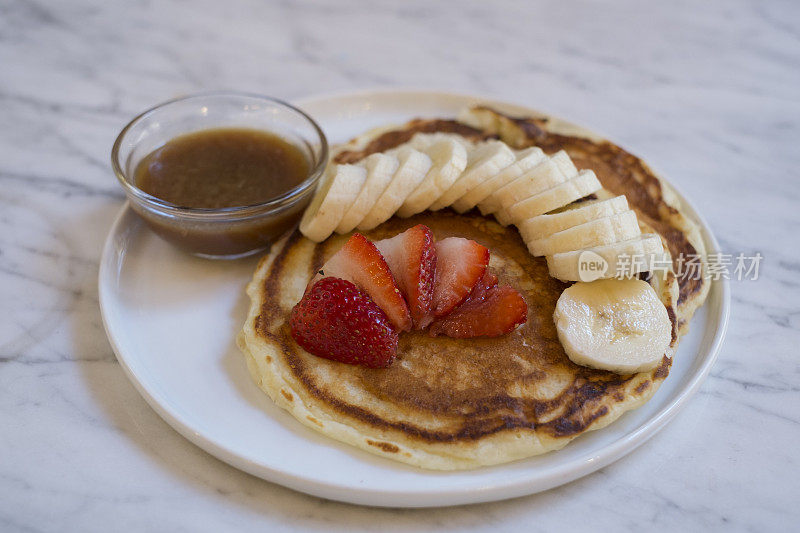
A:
[99,90,730,507]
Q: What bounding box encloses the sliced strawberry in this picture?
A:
[374,225,436,329]
[426,237,489,324]
[466,270,498,302]
[312,233,412,331]
[429,281,527,338]
[290,277,398,368]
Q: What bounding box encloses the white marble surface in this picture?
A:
[1,0,798,530]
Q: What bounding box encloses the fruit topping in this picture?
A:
[553,279,671,374]
[374,224,437,329]
[311,233,412,331]
[290,277,398,368]
[428,237,489,322]
[429,279,527,338]
[463,270,499,301]
[295,228,528,366]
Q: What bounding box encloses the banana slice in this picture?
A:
[357,146,432,230]
[336,153,399,234]
[505,170,602,226]
[299,164,368,242]
[554,279,672,374]
[526,210,641,256]
[550,149,579,177]
[451,147,545,213]
[396,137,468,217]
[479,150,576,216]
[487,151,577,220]
[494,207,515,226]
[518,196,629,242]
[546,233,665,282]
[428,140,515,211]
[457,107,540,148]
[407,131,479,149]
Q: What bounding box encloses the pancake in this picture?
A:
[239,210,680,469]
[238,107,707,469]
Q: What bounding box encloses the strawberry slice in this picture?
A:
[291,277,398,367]
[374,225,436,329]
[426,237,489,324]
[465,270,499,301]
[429,279,527,338]
[311,233,412,331]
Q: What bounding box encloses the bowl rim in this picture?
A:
[111,91,329,219]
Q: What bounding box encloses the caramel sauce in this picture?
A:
[135,128,309,208]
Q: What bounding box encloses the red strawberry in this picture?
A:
[311,233,412,331]
[290,277,398,368]
[429,280,527,338]
[466,270,498,301]
[374,225,436,329]
[426,237,489,324]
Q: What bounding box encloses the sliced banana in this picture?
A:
[457,107,534,148]
[336,153,399,233]
[494,207,515,226]
[396,137,468,218]
[428,140,515,211]
[526,210,641,256]
[518,196,629,243]
[554,279,672,374]
[406,131,479,149]
[546,233,665,282]
[550,149,579,177]
[505,170,602,226]
[299,164,368,242]
[451,147,545,213]
[487,151,577,220]
[357,146,432,230]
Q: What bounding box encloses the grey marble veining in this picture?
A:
[1,0,798,531]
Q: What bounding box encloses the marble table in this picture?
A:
[1,0,798,531]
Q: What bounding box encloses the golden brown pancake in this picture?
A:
[239,210,679,469]
[238,108,706,469]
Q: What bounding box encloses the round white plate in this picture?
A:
[99,90,730,507]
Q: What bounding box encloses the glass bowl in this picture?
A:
[111,93,328,258]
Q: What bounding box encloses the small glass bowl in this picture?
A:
[111,93,328,258]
